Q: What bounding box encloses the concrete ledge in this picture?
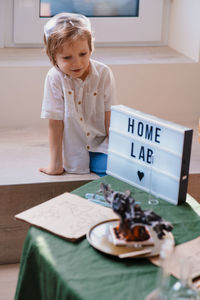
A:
[0,128,98,186]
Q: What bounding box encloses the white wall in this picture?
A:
[168,0,200,61]
[0,1,5,48]
[112,62,200,126]
[0,0,200,129]
[0,66,47,129]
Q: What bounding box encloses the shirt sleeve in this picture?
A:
[41,69,64,120]
[103,67,117,111]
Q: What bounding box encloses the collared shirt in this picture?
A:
[41,59,116,174]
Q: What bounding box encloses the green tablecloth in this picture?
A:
[14,176,200,300]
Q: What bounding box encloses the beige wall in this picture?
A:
[0,61,199,129]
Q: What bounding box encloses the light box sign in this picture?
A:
[106,105,193,205]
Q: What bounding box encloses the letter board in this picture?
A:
[106,105,193,205]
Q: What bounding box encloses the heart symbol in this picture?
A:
[137,171,144,181]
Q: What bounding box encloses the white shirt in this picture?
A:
[41,59,116,174]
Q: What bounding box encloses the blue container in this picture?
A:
[89,152,107,177]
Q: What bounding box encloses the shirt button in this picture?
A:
[68,91,72,95]
[80,117,83,121]
[93,92,97,96]
[78,101,81,105]
[86,132,90,136]
[87,146,90,150]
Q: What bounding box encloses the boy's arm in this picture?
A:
[39,119,64,175]
[105,111,111,136]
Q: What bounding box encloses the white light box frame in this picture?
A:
[106,105,193,205]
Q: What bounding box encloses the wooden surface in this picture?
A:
[188,174,200,203]
[0,174,199,265]
[0,180,93,264]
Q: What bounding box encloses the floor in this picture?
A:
[0,125,199,300]
[0,264,19,300]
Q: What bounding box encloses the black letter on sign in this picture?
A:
[155,127,161,143]
[131,142,136,158]
[145,124,153,141]
[139,146,145,161]
[147,149,154,164]
[138,122,144,137]
[128,118,134,133]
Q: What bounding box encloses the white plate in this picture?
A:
[87,219,174,258]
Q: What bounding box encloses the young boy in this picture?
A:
[39,13,116,176]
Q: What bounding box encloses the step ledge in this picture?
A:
[0,128,99,186]
[0,46,195,67]
[1,121,199,187]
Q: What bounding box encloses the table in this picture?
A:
[14,176,200,300]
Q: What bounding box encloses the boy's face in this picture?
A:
[55,37,92,80]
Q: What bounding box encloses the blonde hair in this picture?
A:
[44,13,94,65]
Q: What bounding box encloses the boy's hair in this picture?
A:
[44,13,94,65]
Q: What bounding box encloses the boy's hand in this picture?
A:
[40,119,64,176]
[39,166,64,175]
